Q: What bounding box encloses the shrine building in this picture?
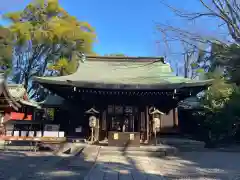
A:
[34,56,212,146]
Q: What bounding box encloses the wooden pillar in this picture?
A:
[145,106,149,143]
[94,118,99,141]
[140,111,145,142]
[101,110,107,140]
[173,108,179,127]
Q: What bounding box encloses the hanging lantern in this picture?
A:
[89,116,97,128]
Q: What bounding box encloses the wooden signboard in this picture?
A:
[75,127,82,132]
[130,133,134,140]
[113,133,119,140]
[44,124,59,131]
[108,131,140,147]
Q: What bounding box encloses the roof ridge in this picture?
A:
[7,83,24,87]
[86,55,165,63]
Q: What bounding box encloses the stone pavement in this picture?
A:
[26,146,99,180]
[0,145,100,180]
[1,148,240,179]
[158,152,240,180]
[85,151,166,180]
[85,151,240,180]
[0,151,66,180]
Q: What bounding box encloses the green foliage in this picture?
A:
[201,75,235,113]
[190,62,198,69]
[48,57,78,76]
[195,68,204,74]
[0,26,13,74]
[2,0,96,94]
[200,64,240,143]
[5,0,96,52]
[202,85,240,141]
[198,43,240,84]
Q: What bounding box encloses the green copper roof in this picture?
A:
[7,84,26,99]
[0,73,40,109]
[34,56,212,90]
[38,95,65,107]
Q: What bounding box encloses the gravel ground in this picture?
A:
[1,150,240,180]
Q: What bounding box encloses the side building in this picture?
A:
[34,56,212,146]
[0,73,41,136]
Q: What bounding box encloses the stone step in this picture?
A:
[100,144,176,151]
[159,138,205,146]
[99,145,178,157]
[0,145,36,151]
[81,145,101,161]
[158,138,206,152]
[0,141,86,154]
[54,142,86,156]
[70,145,85,156]
[99,150,167,157]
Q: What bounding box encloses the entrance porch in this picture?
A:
[50,95,180,147]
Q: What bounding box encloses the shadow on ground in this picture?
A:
[0,150,93,180]
[118,141,240,179]
[148,151,240,179]
[1,143,240,179]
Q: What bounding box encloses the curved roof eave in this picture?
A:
[33,56,213,90]
[34,77,213,90]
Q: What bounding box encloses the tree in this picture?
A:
[157,0,240,78]
[157,0,240,82]
[177,42,205,79]
[158,0,240,45]
[200,73,240,144]
[202,72,234,112]
[47,57,78,76]
[213,43,240,85]
[157,1,240,144]
[0,26,13,73]
[193,42,240,84]
[3,0,96,95]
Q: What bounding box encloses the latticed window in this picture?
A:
[46,108,55,121]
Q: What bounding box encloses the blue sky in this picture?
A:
[0,0,226,60]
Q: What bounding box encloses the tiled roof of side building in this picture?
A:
[0,74,41,109]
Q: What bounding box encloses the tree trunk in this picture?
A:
[24,75,29,90]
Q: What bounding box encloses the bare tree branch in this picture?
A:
[158,0,240,44]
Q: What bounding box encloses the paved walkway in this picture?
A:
[1,149,240,179]
[0,151,65,180]
[85,151,167,180]
[85,151,240,180]
[0,146,99,180]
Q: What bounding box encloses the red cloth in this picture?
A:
[10,112,32,120]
